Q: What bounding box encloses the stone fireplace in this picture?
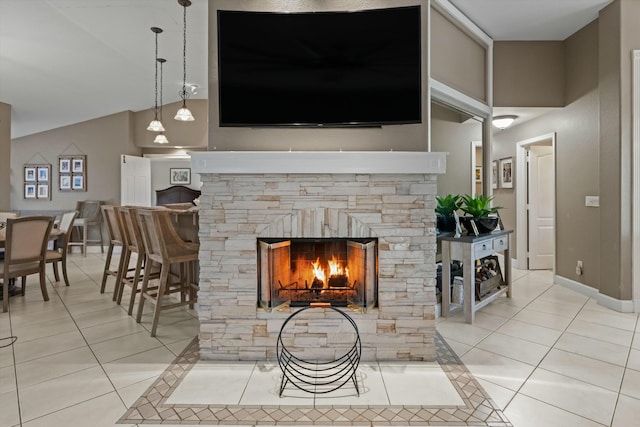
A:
[191,151,446,362]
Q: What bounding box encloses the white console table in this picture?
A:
[440,230,513,324]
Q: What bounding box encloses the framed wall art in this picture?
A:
[170,168,191,185]
[24,183,36,199]
[499,157,513,189]
[59,154,87,192]
[24,167,36,182]
[24,163,51,200]
[492,160,499,189]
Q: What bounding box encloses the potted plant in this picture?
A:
[459,194,502,234]
[435,194,461,232]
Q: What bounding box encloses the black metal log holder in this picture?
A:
[276,305,362,397]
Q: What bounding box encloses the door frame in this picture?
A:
[632,50,640,312]
[470,141,482,196]
[515,133,556,271]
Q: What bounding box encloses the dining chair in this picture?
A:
[135,209,199,337]
[1,216,54,313]
[100,205,127,297]
[45,210,78,287]
[69,200,104,257]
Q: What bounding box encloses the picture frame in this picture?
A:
[492,160,499,189]
[25,183,36,199]
[37,166,49,182]
[475,166,482,183]
[24,167,36,182]
[72,175,84,190]
[170,168,191,185]
[72,157,84,173]
[60,175,71,191]
[37,183,49,199]
[59,158,71,173]
[500,157,513,189]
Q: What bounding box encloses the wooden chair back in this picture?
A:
[118,207,144,256]
[101,205,124,245]
[4,216,54,264]
[56,211,79,252]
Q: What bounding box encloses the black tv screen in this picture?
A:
[217,6,422,127]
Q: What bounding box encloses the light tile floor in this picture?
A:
[0,253,639,426]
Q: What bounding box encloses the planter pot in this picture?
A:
[436,215,457,232]
[460,216,499,235]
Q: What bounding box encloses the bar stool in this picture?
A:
[135,209,198,337]
[69,200,104,257]
[114,207,159,315]
[100,205,127,297]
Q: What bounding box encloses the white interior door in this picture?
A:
[120,155,151,206]
[528,145,554,270]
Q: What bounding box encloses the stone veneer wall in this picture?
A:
[197,173,438,362]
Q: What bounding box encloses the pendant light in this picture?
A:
[154,58,170,144]
[147,27,165,132]
[174,0,195,121]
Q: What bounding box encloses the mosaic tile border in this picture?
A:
[118,333,512,426]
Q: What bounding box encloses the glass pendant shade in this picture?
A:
[153,133,169,144]
[147,119,165,132]
[174,106,195,121]
[175,0,195,122]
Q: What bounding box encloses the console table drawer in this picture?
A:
[493,235,508,252]
[473,241,495,259]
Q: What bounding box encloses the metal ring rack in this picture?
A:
[276,306,361,397]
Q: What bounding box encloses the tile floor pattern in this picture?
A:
[0,252,639,426]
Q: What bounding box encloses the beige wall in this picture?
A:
[492,20,600,287]
[430,102,483,197]
[133,100,208,148]
[430,8,487,103]
[11,112,141,210]
[597,0,640,300]
[207,0,430,152]
[494,41,565,107]
[0,102,10,209]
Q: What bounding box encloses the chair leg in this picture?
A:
[39,267,49,301]
[127,255,144,316]
[99,224,104,253]
[150,265,170,337]
[82,224,89,257]
[114,248,131,304]
[21,276,26,296]
[2,276,8,313]
[62,258,71,287]
[52,261,60,282]
[136,257,153,323]
[100,243,115,294]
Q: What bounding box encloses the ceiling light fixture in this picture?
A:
[147,27,166,132]
[175,0,195,121]
[492,115,517,130]
[154,58,170,144]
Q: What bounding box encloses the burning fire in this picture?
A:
[311,256,348,285]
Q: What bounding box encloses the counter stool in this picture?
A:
[100,205,127,297]
[69,200,104,257]
[114,207,160,315]
[135,209,198,337]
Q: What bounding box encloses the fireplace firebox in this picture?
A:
[258,238,377,311]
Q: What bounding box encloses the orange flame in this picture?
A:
[312,258,325,282]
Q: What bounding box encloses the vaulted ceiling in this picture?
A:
[0,0,613,139]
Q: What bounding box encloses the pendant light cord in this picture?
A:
[180,3,189,106]
[154,29,159,117]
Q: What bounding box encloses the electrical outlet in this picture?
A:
[576,260,583,276]
[585,196,599,207]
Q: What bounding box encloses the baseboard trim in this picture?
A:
[554,274,635,313]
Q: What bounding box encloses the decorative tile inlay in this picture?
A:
[118,332,512,426]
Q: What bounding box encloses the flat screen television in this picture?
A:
[217,6,422,128]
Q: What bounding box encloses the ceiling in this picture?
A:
[0,0,614,139]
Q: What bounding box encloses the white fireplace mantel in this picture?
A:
[191,151,446,175]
